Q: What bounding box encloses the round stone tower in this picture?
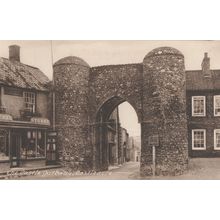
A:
[141,47,188,176]
[53,56,92,171]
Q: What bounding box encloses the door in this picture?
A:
[46,137,57,165]
[10,133,21,167]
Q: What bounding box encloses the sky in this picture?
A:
[1,40,220,137]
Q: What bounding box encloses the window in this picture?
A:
[0,129,9,160]
[24,92,36,113]
[192,96,206,116]
[20,130,46,159]
[214,129,220,150]
[192,129,206,150]
[214,96,220,116]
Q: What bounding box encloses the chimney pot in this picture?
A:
[9,45,20,62]
[202,52,211,78]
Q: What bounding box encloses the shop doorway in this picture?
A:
[10,132,21,167]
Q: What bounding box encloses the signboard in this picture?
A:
[47,131,57,137]
[148,135,159,147]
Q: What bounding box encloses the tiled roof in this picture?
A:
[0,57,50,91]
[186,70,220,91]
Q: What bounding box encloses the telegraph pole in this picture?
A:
[50,40,56,131]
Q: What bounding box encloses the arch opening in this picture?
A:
[94,96,141,172]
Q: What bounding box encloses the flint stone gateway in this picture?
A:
[53,47,188,176]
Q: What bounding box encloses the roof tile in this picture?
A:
[0,57,50,91]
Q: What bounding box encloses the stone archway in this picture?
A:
[53,47,189,176]
[91,96,141,171]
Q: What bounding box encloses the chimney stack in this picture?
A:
[9,45,20,62]
[201,52,211,78]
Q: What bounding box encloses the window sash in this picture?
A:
[192,96,206,116]
[214,96,220,116]
[214,129,220,150]
[192,129,206,150]
[24,92,36,112]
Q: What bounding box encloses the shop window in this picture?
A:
[214,129,220,150]
[192,96,206,116]
[214,96,220,116]
[24,92,36,113]
[0,129,9,160]
[192,129,206,150]
[20,130,46,159]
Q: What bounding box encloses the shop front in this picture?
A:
[0,118,53,171]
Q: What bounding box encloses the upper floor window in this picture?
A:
[214,95,220,116]
[192,129,206,150]
[192,96,206,116]
[24,92,36,113]
[214,129,220,150]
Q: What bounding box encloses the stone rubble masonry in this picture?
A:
[142,47,188,176]
[53,47,189,176]
[53,57,92,171]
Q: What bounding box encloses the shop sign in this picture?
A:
[31,117,50,125]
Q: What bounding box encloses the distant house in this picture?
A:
[129,136,141,162]
[0,45,51,169]
[106,108,120,165]
[119,127,129,164]
[106,108,130,166]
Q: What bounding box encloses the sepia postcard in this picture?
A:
[0,40,219,180]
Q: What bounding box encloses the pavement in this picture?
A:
[4,158,220,180]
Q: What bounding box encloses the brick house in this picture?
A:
[0,45,51,170]
[186,53,220,157]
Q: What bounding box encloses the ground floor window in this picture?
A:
[20,130,46,159]
[0,129,9,160]
[192,129,206,150]
[214,129,220,150]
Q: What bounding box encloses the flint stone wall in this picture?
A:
[54,58,92,171]
[141,47,188,175]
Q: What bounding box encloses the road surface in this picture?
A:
[8,158,220,179]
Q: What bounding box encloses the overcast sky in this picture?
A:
[0,40,220,136]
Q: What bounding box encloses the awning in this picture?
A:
[0,115,50,129]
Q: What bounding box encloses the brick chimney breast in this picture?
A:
[9,45,20,62]
[202,52,211,78]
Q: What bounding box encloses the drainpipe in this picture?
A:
[0,86,5,113]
